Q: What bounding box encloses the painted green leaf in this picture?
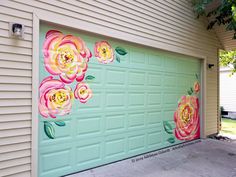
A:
[116,54,121,63]
[54,121,66,126]
[85,75,95,81]
[163,121,173,134]
[190,87,193,93]
[187,90,193,95]
[195,74,199,79]
[44,121,55,139]
[167,136,175,144]
[115,47,127,56]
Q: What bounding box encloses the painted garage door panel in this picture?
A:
[39,24,201,177]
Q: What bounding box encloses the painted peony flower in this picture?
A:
[39,76,74,118]
[194,81,200,94]
[43,30,92,83]
[74,82,92,103]
[94,41,114,64]
[174,95,200,141]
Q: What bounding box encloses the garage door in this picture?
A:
[38,24,201,177]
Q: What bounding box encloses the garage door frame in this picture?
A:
[32,10,207,177]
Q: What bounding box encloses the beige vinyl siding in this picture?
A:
[214,25,236,50]
[0,0,220,176]
[0,2,33,176]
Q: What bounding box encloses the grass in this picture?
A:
[220,118,236,135]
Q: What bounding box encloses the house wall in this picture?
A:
[220,67,236,112]
[0,0,220,176]
[214,25,236,51]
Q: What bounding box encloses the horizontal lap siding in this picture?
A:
[0,0,219,176]
[0,2,33,177]
[214,25,236,50]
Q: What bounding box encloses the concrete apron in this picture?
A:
[66,139,236,177]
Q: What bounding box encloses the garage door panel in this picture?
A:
[76,142,102,165]
[85,67,103,87]
[163,93,179,105]
[104,137,126,158]
[147,111,162,126]
[128,71,146,86]
[148,53,163,67]
[40,143,74,177]
[163,110,177,121]
[78,91,103,111]
[163,74,177,87]
[147,72,163,87]
[147,130,162,148]
[105,92,126,109]
[128,134,146,153]
[41,148,72,172]
[163,57,177,72]
[39,24,201,177]
[74,138,104,173]
[39,120,73,146]
[105,113,126,133]
[130,48,146,65]
[128,92,145,109]
[77,115,102,137]
[127,112,145,129]
[105,68,126,86]
[147,92,162,107]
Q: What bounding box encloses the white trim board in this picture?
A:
[32,12,40,177]
[31,9,207,177]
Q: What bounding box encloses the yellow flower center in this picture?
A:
[99,46,111,59]
[50,90,68,106]
[102,48,107,54]
[80,89,87,95]
[57,47,75,68]
[181,105,192,124]
[62,51,74,64]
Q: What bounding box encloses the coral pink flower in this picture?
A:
[94,41,114,64]
[194,82,200,94]
[43,30,92,83]
[74,82,92,103]
[174,95,200,141]
[39,76,74,118]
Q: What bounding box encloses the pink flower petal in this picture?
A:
[59,73,74,84]
[45,30,62,39]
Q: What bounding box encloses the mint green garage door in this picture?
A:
[39,24,201,177]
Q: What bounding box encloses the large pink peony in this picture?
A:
[74,82,92,103]
[94,41,114,64]
[43,30,92,83]
[39,76,74,118]
[174,95,200,141]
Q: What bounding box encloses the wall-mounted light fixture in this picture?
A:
[9,22,24,39]
[207,63,214,69]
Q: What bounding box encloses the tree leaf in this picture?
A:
[193,0,236,39]
[54,121,66,126]
[85,75,95,81]
[167,137,175,144]
[163,121,173,134]
[116,54,120,63]
[115,47,127,56]
[44,121,55,139]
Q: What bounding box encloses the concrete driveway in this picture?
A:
[66,139,236,177]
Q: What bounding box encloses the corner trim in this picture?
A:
[31,12,40,177]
